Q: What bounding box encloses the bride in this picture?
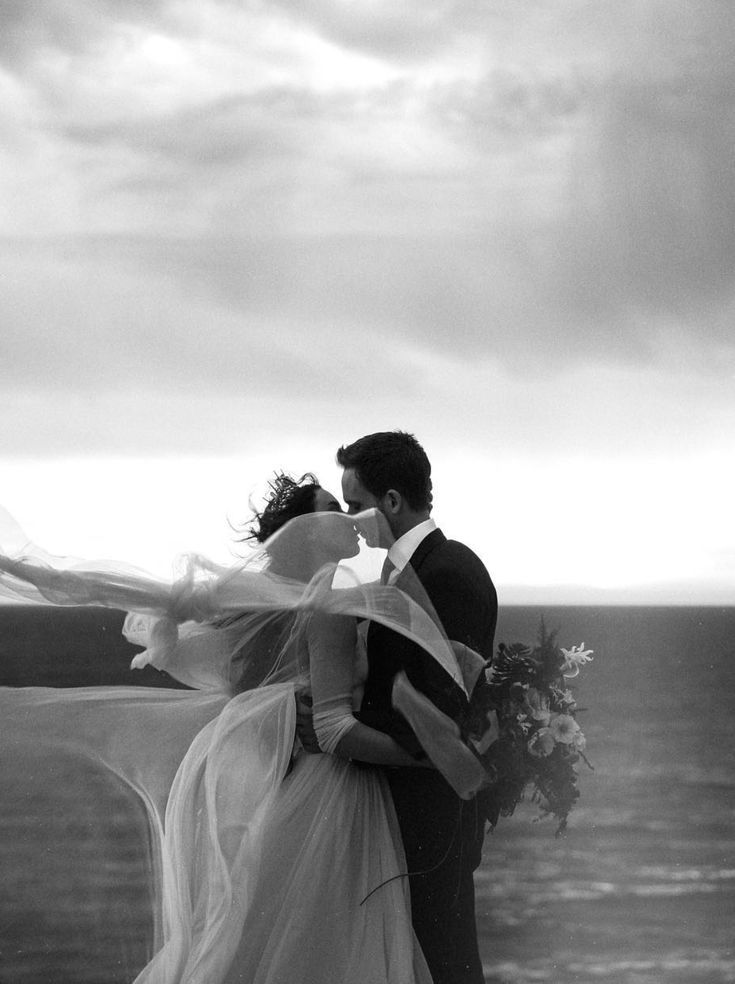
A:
[0,474,484,984]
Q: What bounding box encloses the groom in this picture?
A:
[337,431,497,984]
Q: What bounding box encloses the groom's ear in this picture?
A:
[382,489,402,515]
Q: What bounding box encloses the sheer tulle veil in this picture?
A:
[0,505,471,694]
[0,504,485,981]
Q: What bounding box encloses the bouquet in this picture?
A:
[466,623,593,835]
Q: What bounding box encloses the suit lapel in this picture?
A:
[404,527,446,579]
[368,528,445,637]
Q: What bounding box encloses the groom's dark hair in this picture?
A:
[336,431,432,512]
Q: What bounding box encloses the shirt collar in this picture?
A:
[387,518,437,573]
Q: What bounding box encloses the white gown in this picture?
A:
[130,616,432,984]
[0,507,486,984]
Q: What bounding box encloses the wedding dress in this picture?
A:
[0,507,484,984]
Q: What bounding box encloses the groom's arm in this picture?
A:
[359,543,496,755]
[420,550,497,664]
[387,546,497,740]
[358,623,463,758]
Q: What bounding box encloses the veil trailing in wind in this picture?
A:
[0,505,488,982]
[0,505,482,702]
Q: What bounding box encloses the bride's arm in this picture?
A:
[307,612,424,767]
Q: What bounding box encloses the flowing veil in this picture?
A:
[0,506,475,698]
[0,505,487,982]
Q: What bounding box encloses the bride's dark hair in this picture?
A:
[248,472,321,543]
[225,472,322,691]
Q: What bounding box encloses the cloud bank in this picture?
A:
[1,0,734,461]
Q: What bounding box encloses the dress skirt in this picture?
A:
[133,683,432,984]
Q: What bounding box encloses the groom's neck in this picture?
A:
[391,509,431,540]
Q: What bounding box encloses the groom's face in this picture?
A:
[341,468,378,515]
[341,468,394,548]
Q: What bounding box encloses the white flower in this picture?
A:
[558,688,577,710]
[129,615,177,671]
[549,713,580,744]
[528,728,555,757]
[130,650,153,670]
[571,730,587,752]
[560,644,594,678]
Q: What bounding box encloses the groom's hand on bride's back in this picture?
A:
[295,692,322,754]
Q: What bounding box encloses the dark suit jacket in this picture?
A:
[360,527,497,755]
[359,527,497,984]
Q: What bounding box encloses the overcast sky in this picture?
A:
[1,1,734,603]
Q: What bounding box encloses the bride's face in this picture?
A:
[311,488,360,560]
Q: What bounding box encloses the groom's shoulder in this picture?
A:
[428,531,492,580]
[420,534,497,628]
[448,538,492,579]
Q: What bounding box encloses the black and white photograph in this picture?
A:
[1,3,734,983]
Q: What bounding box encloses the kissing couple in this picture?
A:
[0,430,498,984]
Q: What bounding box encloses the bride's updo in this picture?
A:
[227,472,324,692]
[244,471,358,582]
[248,472,321,543]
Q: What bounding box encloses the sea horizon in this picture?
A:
[1,603,734,983]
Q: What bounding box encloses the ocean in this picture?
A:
[1,604,734,984]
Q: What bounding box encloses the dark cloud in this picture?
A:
[1,230,732,465]
[0,0,476,70]
[553,75,735,342]
[2,0,735,396]
[0,0,169,64]
[428,69,586,144]
[263,0,467,61]
[263,0,577,65]
[147,234,735,376]
[2,229,734,416]
[60,89,315,168]
[0,236,427,401]
[8,0,546,74]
